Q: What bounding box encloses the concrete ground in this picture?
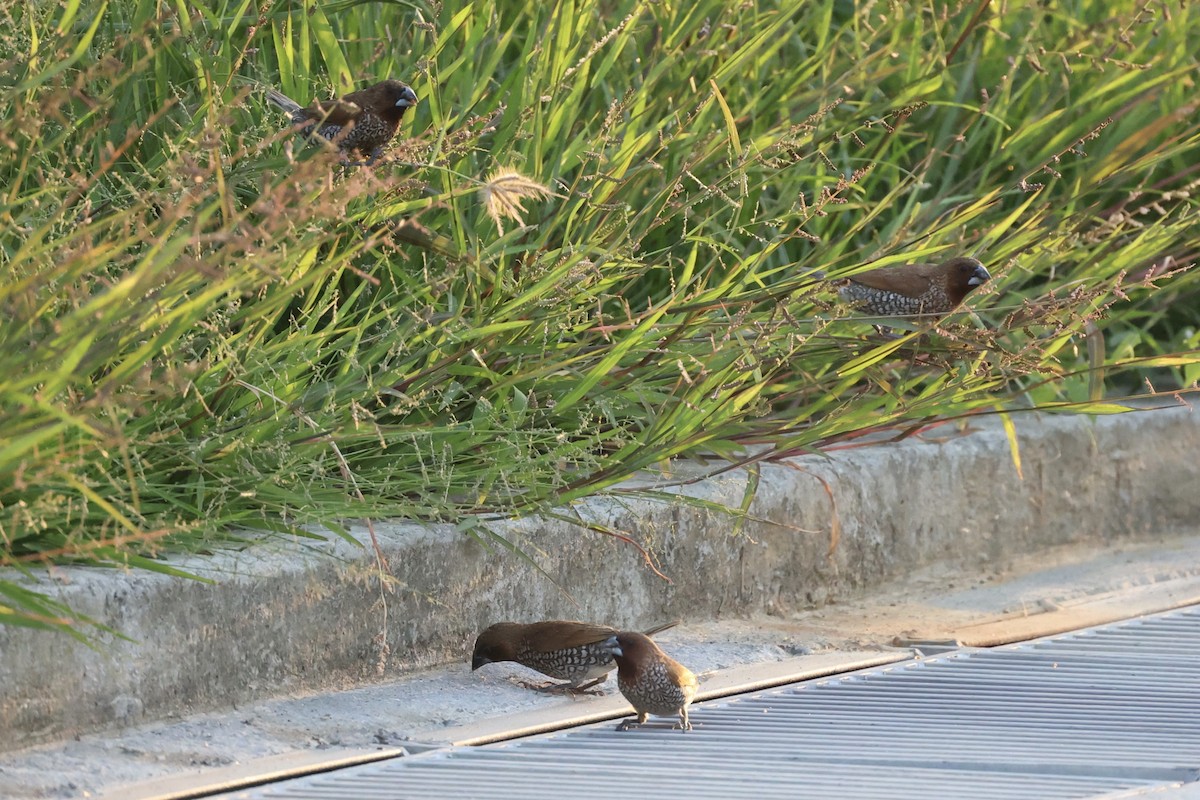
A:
[4,530,1200,800]
[0,405,1197,799]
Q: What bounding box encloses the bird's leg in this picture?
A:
[337,147,379,168]
[517,679,605,697]
[340,148,385,168]
[677,709,693,731]
[572,676,609,693]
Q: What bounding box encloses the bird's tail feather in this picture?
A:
[263,87,302,113]
[643,620,681,637]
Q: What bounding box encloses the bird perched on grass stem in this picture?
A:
[836,256,991,320]
[604,631,698,731]
[264,79,418,162]
[471,620,677,695]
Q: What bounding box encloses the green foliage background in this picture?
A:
[2,0,1198,634]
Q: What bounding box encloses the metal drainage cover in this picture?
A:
[224,606,1200,799]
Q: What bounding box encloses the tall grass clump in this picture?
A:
[2,0,1198,636]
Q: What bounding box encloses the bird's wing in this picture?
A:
[846,263,935,294]
[525,621,618,651]
[300,98,362,125]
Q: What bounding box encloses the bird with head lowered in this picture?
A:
[471,620,678,695]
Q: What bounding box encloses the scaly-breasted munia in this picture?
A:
[836,256,991,319]
[604,631,698,731]
[471,620,677,694]
[265,79,418,161]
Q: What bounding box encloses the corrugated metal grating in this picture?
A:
[223,606,1200,799]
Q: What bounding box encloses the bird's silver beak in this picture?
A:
[968,266,991,287]
[603,635,622,657]
[396,87,418,108]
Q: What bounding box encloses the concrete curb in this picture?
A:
[2,405,1197,749]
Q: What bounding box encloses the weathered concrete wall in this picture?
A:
[1,406,1196,749]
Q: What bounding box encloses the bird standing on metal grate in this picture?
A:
[604,631,698,731]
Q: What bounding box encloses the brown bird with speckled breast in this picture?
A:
[265,79,418,161]
[603,631,698,731]
[471,620,677,694]
[836,256,991,319]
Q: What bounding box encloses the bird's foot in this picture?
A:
[616,717,640,731]
[871,324,903,339]
[517,680,605,697]
[340,148,385,168]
